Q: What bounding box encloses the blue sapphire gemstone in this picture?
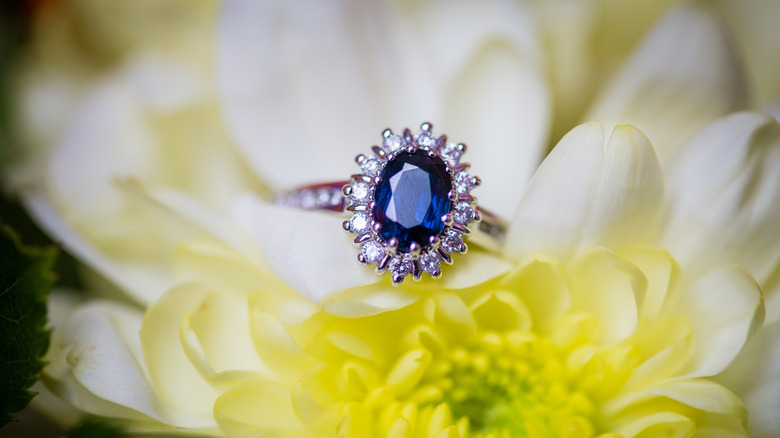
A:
[373,150,452,252]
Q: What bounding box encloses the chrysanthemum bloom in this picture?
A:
[40,116,777,437]
[6,0,780,437]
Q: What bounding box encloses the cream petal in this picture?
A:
[41,77,157,221]
[140,284,223,421]
[498,256,571,330]
[677,265,764,378]
[569,247,647,345]
[606,379,746,418]
[232,193,379,303]
[528,0,678,141]
[438,250,513,290]
[611,412,694,438]
[181,292,269,377]
[214,380,306,436]
[715,320,780,438]
[322,285,422,319]
[620,247,681,321]
[584,4,747,164]
[505,121,664,260]
[216,0,425,188]
[249,310,317,382]
[43,301,181,426]
[661,112,780,322]
[132,186,265,266]
[442,40,550,218]
[216,0,549,202]
[23,193,174,305]
[716,0,780,110]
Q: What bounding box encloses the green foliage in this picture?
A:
[0,226,56,426]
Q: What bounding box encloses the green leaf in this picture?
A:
[0,226,56,427]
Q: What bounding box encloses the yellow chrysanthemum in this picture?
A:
[9,0,780,437]
[115,241,759,438]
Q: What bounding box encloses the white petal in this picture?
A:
[322,285,423,318]
[232,193,379,303]
[140,284,223,423]
[216,0,549,204]
[716,0,780,110]
[715,320,780,438]
[505,121,664,260]
[43,301,182,425]
[585,4,747,163]
[528,0,677,140]
[23,192,174,305]
[661,112,780,322]
[438,250,513,290]
[443,40,551,218]
[216,0,418,187]
[677,265,764,378]
[45,77,158,221]
[569,248,646,345]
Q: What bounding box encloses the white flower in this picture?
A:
[6,0,780,436]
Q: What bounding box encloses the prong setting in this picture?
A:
[343,122,481,285]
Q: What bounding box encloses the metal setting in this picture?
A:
[342,122,484,285]
[277,122,506,286]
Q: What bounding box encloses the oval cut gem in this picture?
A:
[373,150,452,252]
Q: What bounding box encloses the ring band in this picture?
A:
[276,122,507,284]
[276,183,506,251]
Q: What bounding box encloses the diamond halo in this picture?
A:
[342,122,482,285]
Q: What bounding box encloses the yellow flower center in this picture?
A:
[211,247,752,438]
[428,341,594,437]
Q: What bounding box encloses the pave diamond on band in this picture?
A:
[276,122,506,285]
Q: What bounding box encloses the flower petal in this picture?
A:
[216,0,424,187]
[620,247,681,321]
[569,247,647,345]
[232,193,380,303]
[442,40,550,218]
[140,284,223,421]
[498,257,571,330]
[23,192,174,305]
[505,121,664,260]
[216,0,549,205]
[214,380,305,436]
[716,0,780,109]
[677,265,764,378]
[661,112,780,322]
[715,320,780,438]
[584,4,747,163]
[43,301,183,426]
[322,284,422,319]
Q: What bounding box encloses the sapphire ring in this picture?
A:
[277,122,506,285]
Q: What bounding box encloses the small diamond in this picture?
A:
[441,231,464,253]
[454,172,473,194]
[420,252,441,274]
[361,157,382,176]
[361,241,384,263]
[316,189,333,207]
[415,130,435,148]
[440,143,463,164]
[383,134,404,152]
[351,181,370,201]
[453,202,475,224]
[388,257,413,277]
[330,189,344,206]
[349,213,370,234]
[300,190,316,209]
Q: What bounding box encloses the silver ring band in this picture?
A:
[276,181,506,252]
[275,122,505,284]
